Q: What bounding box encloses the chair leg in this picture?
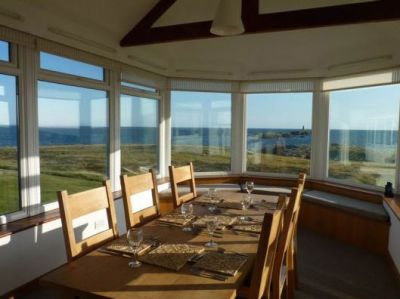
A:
[293,229,299,289]
[287,243,296,299]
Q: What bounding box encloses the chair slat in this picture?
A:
[58,181,118,261]
[67,186,110,219]
[120,169,160,228]
[169,162,197,208]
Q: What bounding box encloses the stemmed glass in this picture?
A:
[181,203,194,232]
[208,188,218,213]
[127,228,143,268]
[205,217,219,247]
[245,181,254,196]
[239,194,251,222]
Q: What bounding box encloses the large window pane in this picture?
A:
[0,41,10,62]
[171,91,231,172]
[38,81,108,203]
[121,95,159,174]
[247,93,312,174]
[0,74,19,214]
[329,84,400,187]
[40,52,104,81]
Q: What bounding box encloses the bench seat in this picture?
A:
[302,190,388,222]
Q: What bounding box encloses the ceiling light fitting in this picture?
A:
[210,0,244,36]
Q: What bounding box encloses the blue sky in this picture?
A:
[1,44,400,131]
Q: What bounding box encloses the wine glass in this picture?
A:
[208,188,218,213]
[245,181,254,195]
[205,217,218,247]
[181,203,194,232]
[239,195,251,222]
[127,228,143,268]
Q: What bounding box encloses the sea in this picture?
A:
[0,126,397,149]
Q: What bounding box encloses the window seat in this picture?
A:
[302,190,389,222]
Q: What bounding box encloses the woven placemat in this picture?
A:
[140,244,204,271]
[158,213,196,226]
[193,215,237,227]
[194,251,248,276]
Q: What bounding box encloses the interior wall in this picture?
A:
[0,198,128,296]
[384,202,400,274]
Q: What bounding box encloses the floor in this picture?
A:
[14,229,400,299]
[296,229,400,299]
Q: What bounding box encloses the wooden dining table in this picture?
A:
[40,191,281,299]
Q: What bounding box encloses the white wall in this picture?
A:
[0,198,128,296]
[384,201,400,274]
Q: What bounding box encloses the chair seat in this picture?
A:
[302,190,388,221]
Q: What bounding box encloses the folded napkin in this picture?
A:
[193,215,237,227]
[194,251,248,276]
[158,213,196,226]
[140,243,204,271]
[101,238,152,256]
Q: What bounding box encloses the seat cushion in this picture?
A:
[302,190,388,222]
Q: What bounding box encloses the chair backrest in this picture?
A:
[297,172,306,191]
[271,187,303,297]
[120,169,160,228]
[57,181,118,261]
[248,209,283,299]
[169,162,197,208]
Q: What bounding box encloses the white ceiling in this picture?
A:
[0,0,398,81]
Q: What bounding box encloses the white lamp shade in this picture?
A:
[210,0,244,36]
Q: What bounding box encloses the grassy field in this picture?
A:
[0,143,395,215]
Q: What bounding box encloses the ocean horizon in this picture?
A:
[0,126,397,149]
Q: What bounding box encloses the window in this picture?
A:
[0,41,10,62]
[40,52,104,81]
[120,95,159,174]
[0,74,19,215]
[171,91,231,172]
[38,81,108,203]
[121,82,157,93]
[329,84,400,187]
[246,93,313,175]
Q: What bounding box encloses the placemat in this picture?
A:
[101,238,152,256]
[193,215,237,227]
[194,251,248,276]
[217,201,242,210]
[158,213,196,226]
[194,196,224,205]
[140,244,204,271]
[232,224,262,233]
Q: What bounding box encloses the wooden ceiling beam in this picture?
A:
[120,0,400,47]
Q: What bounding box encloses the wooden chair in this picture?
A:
[120,169,160,228]
[57,181,118,261]
[271,186,303,299]
[237,195,287,299]
[290,172,306,292]
[169,162,197,208]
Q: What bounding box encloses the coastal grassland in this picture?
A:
[171,144,231,172]
[0,143,394,215]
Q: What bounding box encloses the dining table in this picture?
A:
[40,190,281,299]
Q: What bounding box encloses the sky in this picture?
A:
[1,44,400,131]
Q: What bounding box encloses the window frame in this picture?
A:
[120,82,162,178]
[324,82,400,191]
[0,42,25,223]
[243,90,314,178]
[170,89,234,175]
[36,51,111,213]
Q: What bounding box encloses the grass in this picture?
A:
[0,143,396,215]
